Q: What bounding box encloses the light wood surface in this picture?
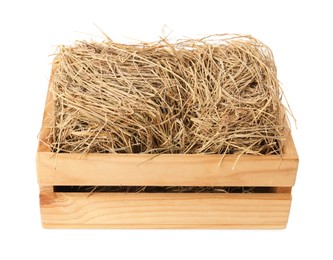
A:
[37,152,298,187]
[38,63,57,153]
[40,191,291,229]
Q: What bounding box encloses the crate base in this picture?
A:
[40,189,291,229]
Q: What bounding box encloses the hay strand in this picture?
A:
[47,34,287,155]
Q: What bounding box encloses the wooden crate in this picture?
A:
[36,69,299,229]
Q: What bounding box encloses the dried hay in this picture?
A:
[46,34,287,155]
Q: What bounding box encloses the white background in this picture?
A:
[0,0,332,259]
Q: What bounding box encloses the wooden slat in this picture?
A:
[282,128,298,157]
[40,192,291,229]
[37,152,298,187]
[38,64,56,153]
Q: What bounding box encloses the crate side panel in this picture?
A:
[40,192,291,228]
[37,152,298,187]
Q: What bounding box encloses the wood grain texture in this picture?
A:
[38,64,56,153]
[40,192,291,229]
[37,152,298,187]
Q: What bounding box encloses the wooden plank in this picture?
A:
[38,64,56,153]
[40,192,291,229]
[37,152,298,187]
[282,128,298,157]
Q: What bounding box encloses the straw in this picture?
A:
[47,34,287,155]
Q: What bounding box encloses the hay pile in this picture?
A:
[48,34,286,155]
